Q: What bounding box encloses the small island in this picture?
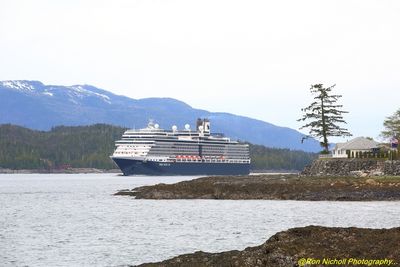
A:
[115,174,400,201]
[135,225,400,267]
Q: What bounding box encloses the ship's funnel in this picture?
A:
[196,118,210,134]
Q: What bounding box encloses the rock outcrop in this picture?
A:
[384,161,400,176]
[135,226,400,267]
[115,175,400,200]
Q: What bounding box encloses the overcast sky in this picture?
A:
[1,0,399,141]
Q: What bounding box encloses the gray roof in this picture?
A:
[334,137,379,150]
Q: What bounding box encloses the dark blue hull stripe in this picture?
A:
[112,158,250,176]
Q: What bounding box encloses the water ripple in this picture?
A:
[1,173,400,267]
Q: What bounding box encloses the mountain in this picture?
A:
[0,80,320,152]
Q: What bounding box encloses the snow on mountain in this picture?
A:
[67,85,111,104]
[1,80,111,104]
[1,80,35,91]
[42,92,54,96]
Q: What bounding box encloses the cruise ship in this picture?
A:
[111,119,250,175]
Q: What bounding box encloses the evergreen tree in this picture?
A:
[298,84,352,152]
[381,108,400,139]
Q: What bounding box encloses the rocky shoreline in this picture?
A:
[135,225,400,267]
[302,159,400,176]
[115,174,400,201]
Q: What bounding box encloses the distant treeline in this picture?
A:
[248,143,317,171]
[0,124,124,169]
[0,124,317,171]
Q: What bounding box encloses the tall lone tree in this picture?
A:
[381,108,400,139]
[298,84,352,152]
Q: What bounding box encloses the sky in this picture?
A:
[1,0,400,142]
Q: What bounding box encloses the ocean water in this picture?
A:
[1,174,400,267]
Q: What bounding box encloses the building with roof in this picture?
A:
[332,137,380,158]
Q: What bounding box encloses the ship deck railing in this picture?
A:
[173,158,250,164]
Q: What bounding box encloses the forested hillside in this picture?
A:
[249,143,317,171]
[0,124,317,171]
[0,124,125,169]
